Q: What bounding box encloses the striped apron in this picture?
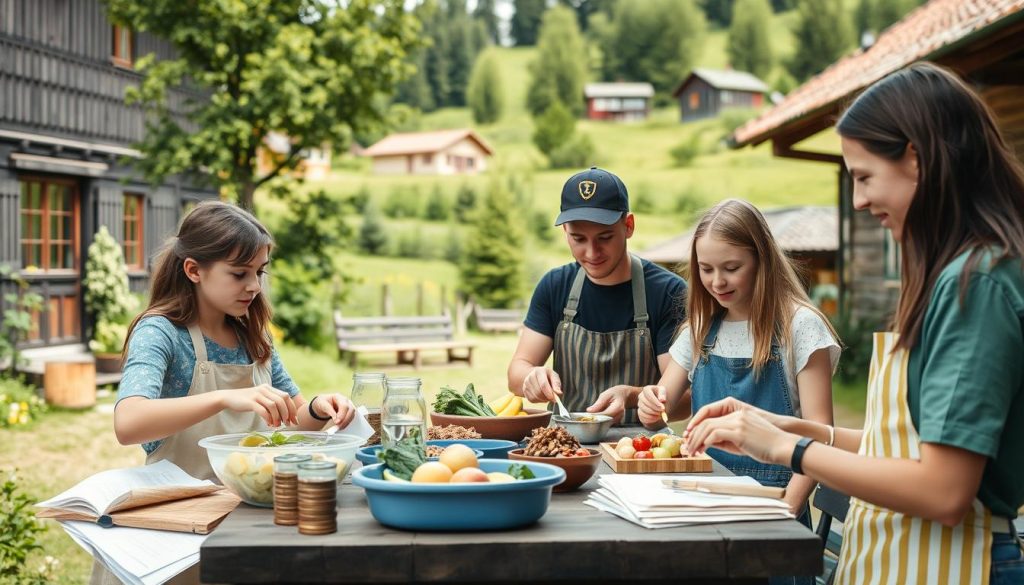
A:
[834,332,993,584]
[553,254,660,426]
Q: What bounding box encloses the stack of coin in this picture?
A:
[297,461,338,535]
[273,454,311,526]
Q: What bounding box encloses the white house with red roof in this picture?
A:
[363,129,494,176]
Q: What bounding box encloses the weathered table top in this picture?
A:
[200,458,822,584]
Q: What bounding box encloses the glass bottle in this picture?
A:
[380,377,427,451]
[349,372,385,410]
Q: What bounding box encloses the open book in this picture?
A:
[36,460,239,534]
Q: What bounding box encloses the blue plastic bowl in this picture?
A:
[426,439,518,459]
[356,444,484,466]
[352,459,566,531]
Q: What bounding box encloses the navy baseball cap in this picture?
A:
[554,166,629,226]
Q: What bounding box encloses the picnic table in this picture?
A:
[201,457,822,584]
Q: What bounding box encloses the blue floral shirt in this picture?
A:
[117,316,300,454]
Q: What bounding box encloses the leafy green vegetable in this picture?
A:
[507,463,535,480]
[433,383,496,416]
[377,438,427,481]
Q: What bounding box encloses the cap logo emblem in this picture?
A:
[578,180,597,200]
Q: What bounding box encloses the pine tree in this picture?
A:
[459,178,525,308]
[454,184,477,223]
[526,5,587,116]
[532,101,577,156]
[467,49,504,124]
[473,0,500,43]
[702,0,734,26]
[358,203,389,255]
[787,0,853,81]
[727,0,773,79]
[445,9,476,106]
[511,0,546,45]
[424,185,452,221]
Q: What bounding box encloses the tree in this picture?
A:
[701,0,733,26]
[511,0,546,45]
[787,0,854,81]
[467,49,504,124]
[727,0,773,79]
[601,0,706,95]
[358,203,389,255]
[105,0,420,211]
[424,185,452,221]
[473,0,500,43]
[526,5,587,117]
[454,184,477,223]
[459,177,526,308]
[558,0,619,30]
[532,101,577,156]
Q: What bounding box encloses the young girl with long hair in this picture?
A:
[113,201,356,482]
[684,62,1024,583]
[637,199,840,541]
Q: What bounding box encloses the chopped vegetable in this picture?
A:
[376,438,427,481]
[240,431,323,447]
[432,383,496,417]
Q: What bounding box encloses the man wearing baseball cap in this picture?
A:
[507,167,687,427]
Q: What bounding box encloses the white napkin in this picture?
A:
[337,406,376,442]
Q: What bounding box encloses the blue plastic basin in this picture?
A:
[356,444,484,466]
[425,439,519,459]
[352,459,566,531]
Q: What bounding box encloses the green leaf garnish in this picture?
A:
[507,463,535,480]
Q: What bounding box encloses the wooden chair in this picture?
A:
[814,484,850,585]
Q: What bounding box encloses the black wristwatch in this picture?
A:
[308,396,332,421]
[790,436,815,475]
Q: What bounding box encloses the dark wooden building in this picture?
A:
[729,0,1024,328]
[673,68,769,123]
[0,0,217,349]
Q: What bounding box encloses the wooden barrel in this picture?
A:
[44,360,96,409]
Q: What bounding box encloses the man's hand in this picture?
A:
[586,385,633,425]
[522,367,562,403]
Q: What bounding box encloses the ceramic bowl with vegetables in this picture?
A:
[199,430,362,507]
[430,384,551,442]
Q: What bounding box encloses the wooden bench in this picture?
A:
[333,311,476,369]
[470,303,524,334]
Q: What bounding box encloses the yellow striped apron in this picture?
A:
[834,332,993,584]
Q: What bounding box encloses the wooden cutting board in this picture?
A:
[600,442,713,473]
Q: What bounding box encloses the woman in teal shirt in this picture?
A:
[684,62,1024,583]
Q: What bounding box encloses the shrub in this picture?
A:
[0,470,51,584]
[670,132,704,168]
[444,226,463,264]
[0,378,46,429]
[383,186,422,219]
[830,312,876,385]
[674,185,707,221]
[547,132,595,169]
[358,204,389,256]
[88,320,128,355]
[0,266,43,378]
[269,260,330,351]
[454,184,477,223]
[532,101,575,156]
[423,186,451,221]
[347,185,371,213]
[530,209,556,243]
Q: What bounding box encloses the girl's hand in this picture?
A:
[685,408,800,466]
[637,385,668,426]
[685,396,778,435]
[312,394,356,428]
[220,384,298,427]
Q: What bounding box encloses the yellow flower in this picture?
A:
[18,413,28,425]
[19,401,28,411]
[7,415,17,425]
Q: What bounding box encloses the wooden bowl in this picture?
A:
[507,448,601,492]
[429,408,552,442]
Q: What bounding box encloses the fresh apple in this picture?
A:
[634,450,654,459]
[486,471,516,483]
[616,444,636,459]
[661,437,682,457]
[650,447,671,459]
[632,435,652,452]
[616,437,633,450]
[650,433,668,448]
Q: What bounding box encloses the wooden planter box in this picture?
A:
[44,360,96,409]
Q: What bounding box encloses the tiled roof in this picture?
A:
[637,205,838,264]
[584,82,656,98]
[732,0,1024,146]
[673,68,770,96]
[363,129,494,157]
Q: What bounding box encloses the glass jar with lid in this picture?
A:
[349,372,385,411]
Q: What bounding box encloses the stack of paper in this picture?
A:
[584,474,794,529]
[62,520,205,585]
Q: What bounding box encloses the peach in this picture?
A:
[450,467,490,483]
[438,444,478,473]
[411,461,454,483]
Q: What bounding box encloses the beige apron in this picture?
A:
[834,332,993,584]
[91,323,271,585]
[553,254,661,426]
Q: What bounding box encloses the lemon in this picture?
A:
[382,469,410,483]
[238,434,269,447]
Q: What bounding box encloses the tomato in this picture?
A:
[574,448,591,457]
[632,435,652,452]
[633,450,654,459]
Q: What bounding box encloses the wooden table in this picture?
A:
[200,459,822,584]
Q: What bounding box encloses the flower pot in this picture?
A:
[93,353,123,374]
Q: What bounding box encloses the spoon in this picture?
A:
[553,393,571,419]
[324,424,340,436]
[661,410,676,435]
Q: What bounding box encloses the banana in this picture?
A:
[488,393,514,414]
[498,396,523,417]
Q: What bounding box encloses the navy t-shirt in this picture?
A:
[524,259,687,355]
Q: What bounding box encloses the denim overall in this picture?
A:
[691,315,813,585]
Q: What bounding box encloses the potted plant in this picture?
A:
[83,226,138,371]
[89,319,128,373]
